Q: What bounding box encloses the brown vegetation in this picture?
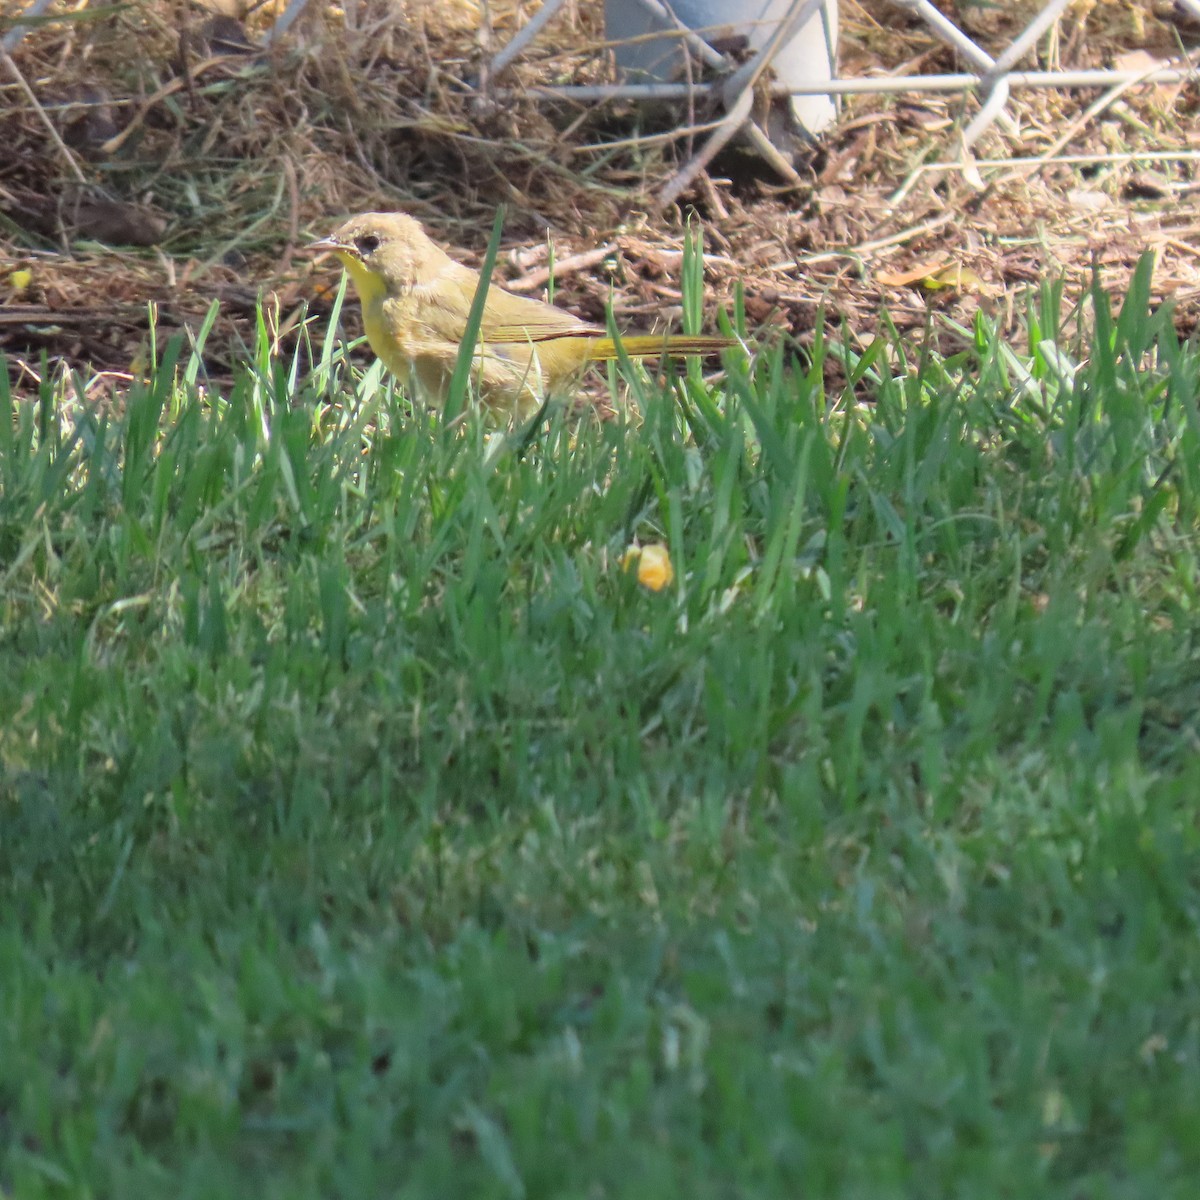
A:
[1,0,1197,390]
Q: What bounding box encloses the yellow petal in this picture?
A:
[636,543,674,591]
[9,268,32,292]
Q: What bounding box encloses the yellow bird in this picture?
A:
[308,212,734,416]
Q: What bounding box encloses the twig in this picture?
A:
[575,115,731,154]
[0,45,88,186]
[507,243,618,292]
[276,155,300,275]
[741,121,805,188]
[99,55,252,156]
[0,306,124,326]
[889,146,1200,210]
[1035,58,1178,166]
[656,87,754,211]
[1160,237,1200,261]
[778,212,957,269]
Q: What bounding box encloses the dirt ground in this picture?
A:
[2,0,1198,395]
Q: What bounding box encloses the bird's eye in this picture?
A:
[356,234,380,255]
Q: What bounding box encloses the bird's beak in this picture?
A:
[306,235,345,255]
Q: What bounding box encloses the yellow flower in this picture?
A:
[622,542,674,591]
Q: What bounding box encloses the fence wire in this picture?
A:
[484,0,1200,204]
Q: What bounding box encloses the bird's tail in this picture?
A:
[584,334,735,363]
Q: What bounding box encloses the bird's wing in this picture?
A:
[425,262,603,346]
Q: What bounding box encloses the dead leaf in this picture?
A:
[1114,50,1182,107]
[876,259,955,288]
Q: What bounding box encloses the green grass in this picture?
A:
[3,255,1200,1198]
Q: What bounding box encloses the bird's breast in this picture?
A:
[362,294,417,385]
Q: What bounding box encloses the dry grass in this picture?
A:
[2,0,1198,388]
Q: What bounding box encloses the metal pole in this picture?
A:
[514,63,1199,102]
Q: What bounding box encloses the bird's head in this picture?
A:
[308,212,446,299]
